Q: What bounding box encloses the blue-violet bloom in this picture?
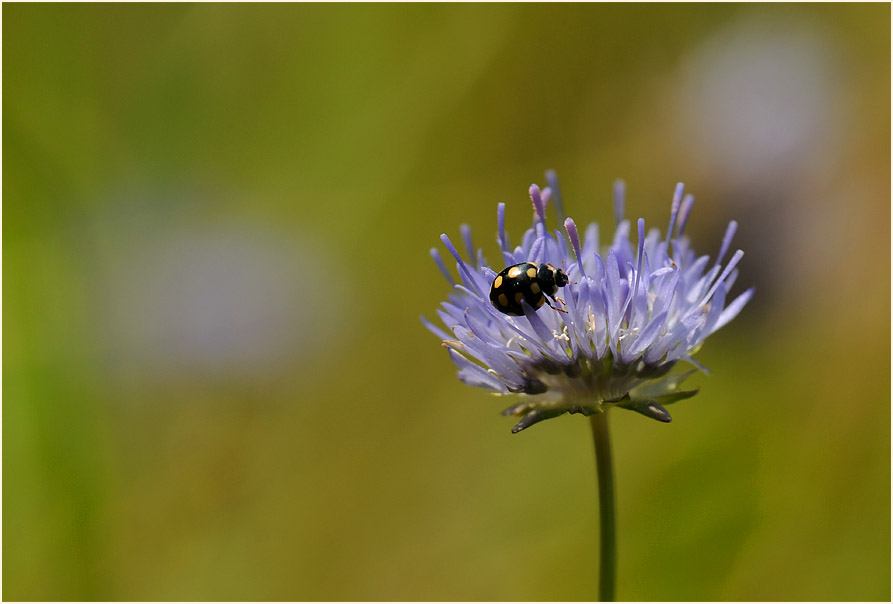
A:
[424,173,754,432]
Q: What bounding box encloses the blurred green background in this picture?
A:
[3,3,890,601]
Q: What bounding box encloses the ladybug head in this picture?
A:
[538,263,569,292]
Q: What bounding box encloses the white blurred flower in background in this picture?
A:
[91,193,343,386]
[673,14,844,193]
[668,14,849,305]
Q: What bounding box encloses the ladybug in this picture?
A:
[489,262,569,316]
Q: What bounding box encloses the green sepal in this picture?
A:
[623,400,673,422]
[653,388,699,406]
[629,369,697,399]
[501,401,536,417]
[509,407,566,433]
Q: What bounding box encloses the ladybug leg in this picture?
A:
[544,296,568,313]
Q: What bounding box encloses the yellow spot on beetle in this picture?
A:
[508,266,522,279]
[498,293,508,307]
[526,267,537,278]
[530,282,541,294]
[493,275,503,289]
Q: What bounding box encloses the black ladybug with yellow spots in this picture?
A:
[489,262,569,316]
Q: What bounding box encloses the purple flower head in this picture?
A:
[424,174,754,433]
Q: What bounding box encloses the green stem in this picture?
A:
[590,412,617,602]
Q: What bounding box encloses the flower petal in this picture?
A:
[712,287,755,333]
